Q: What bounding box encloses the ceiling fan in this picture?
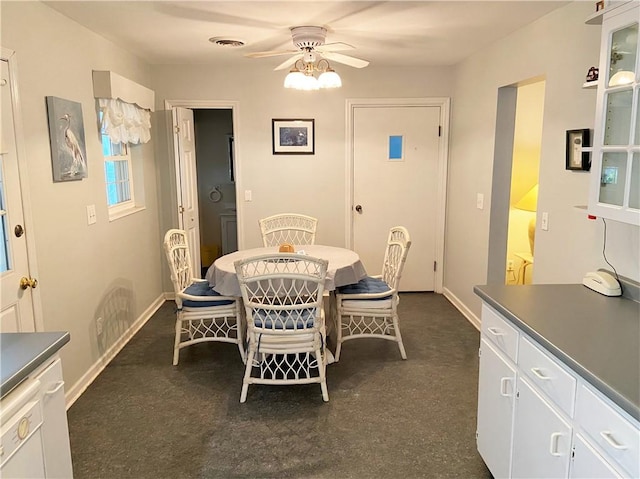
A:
[245,26,370,71]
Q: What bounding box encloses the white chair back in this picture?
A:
[381,226,412,291]
[164,229,194,306]
[259,213,318,247]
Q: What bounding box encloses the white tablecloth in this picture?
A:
[206,245,367,297]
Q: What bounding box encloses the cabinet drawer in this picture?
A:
[35,357,64,395]
[576,383,639,478]
[519,336,576,418]
[481,304,518,362]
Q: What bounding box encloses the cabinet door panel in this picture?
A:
[37,358,73,478]
[512,377,572,479]
[570,434,623,479]
[477,338,516,479]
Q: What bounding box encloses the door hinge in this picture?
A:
[433,261,437,272]
[475,431,479,440]
[174,125,180,134]
[178,206,185,214]
[438,125,442,137]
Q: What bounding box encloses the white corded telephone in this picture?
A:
[582,271,622,297]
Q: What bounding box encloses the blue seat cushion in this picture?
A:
[181,282,234,308]
[337,276,393,300]
[253,308,316,329]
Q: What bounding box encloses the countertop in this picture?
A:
[1,332,70,399]
[474,284,639,421]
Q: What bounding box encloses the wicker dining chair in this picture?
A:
[234,253,329,402]
[334,226,412,361]
[163,229,245,365]
[259,213,318,247]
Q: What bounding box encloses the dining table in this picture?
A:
[205,244,367,362]
[205,244,367,297]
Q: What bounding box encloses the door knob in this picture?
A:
[19,277,38,290]
[355,205,363,214]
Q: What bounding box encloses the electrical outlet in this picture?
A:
[507,260,514,271]
[96,317,103,335]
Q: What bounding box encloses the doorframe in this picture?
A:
[345,97,450,293]
[1,47,44,331]
[164,100,244,250]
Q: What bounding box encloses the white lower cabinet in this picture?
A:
[37,357,73,478]
[570,434,623,479]
[511,377,572,478]
[477,303,640,479]
[477,338,516,479]
[1,354,73,479]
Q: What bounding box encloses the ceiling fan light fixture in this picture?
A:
[318,69,342,89]
[284,69,305,89]
[301,74,320,91]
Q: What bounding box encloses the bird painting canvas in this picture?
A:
[46,96,88,182]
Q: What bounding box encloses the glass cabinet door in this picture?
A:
[590,3,640,225]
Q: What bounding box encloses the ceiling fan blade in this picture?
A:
[274,54,303,71]
[321,52,370,69]
[245,50,298,59]
[316,42,355,52]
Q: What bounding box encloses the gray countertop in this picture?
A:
[1,332,70,399]
[474,284,639,421]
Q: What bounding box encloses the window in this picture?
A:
[100,112,140,219]
[102,132,134,210]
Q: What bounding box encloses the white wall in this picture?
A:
[445,1,640,318]
[1,2,164,396]
[152,64,454,251]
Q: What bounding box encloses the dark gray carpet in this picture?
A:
[67,293,492,479]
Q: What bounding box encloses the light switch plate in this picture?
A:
[244,190,252,202]
[86,204,97,225]
[541,212,549,231]
[476,193,484,210]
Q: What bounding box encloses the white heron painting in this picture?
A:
[46,96,88,181]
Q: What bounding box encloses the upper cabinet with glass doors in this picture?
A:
[588,1,639,225]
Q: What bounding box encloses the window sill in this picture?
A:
[108,205,146,222]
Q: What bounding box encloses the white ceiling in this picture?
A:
[45,1,570,69]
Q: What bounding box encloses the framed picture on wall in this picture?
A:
[565,129,591,171]
[272,119,315,155]
[45,96,88,181]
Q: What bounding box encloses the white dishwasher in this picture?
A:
[0,378,47,478]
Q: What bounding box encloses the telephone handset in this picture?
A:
[582,271,622,297]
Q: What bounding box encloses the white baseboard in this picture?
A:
[64,294,166,409]
[442,287,481,331]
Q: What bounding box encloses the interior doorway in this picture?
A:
[486,79,545,286]
[168,101,239,278]
[193,109,237,276]
[505,80,545,285]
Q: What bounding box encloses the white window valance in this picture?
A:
[93,70,155,144]
[99,98,151,144]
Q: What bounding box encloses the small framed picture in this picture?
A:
[566,129,591,171]
[595,0,605,12]
[272,119,315,155]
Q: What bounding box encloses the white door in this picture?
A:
[0,53,36,332]
[352,105,440,291]
[477,338,517,479]
[173,107,201,276]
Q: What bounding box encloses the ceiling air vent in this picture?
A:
[209,37,245,47]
